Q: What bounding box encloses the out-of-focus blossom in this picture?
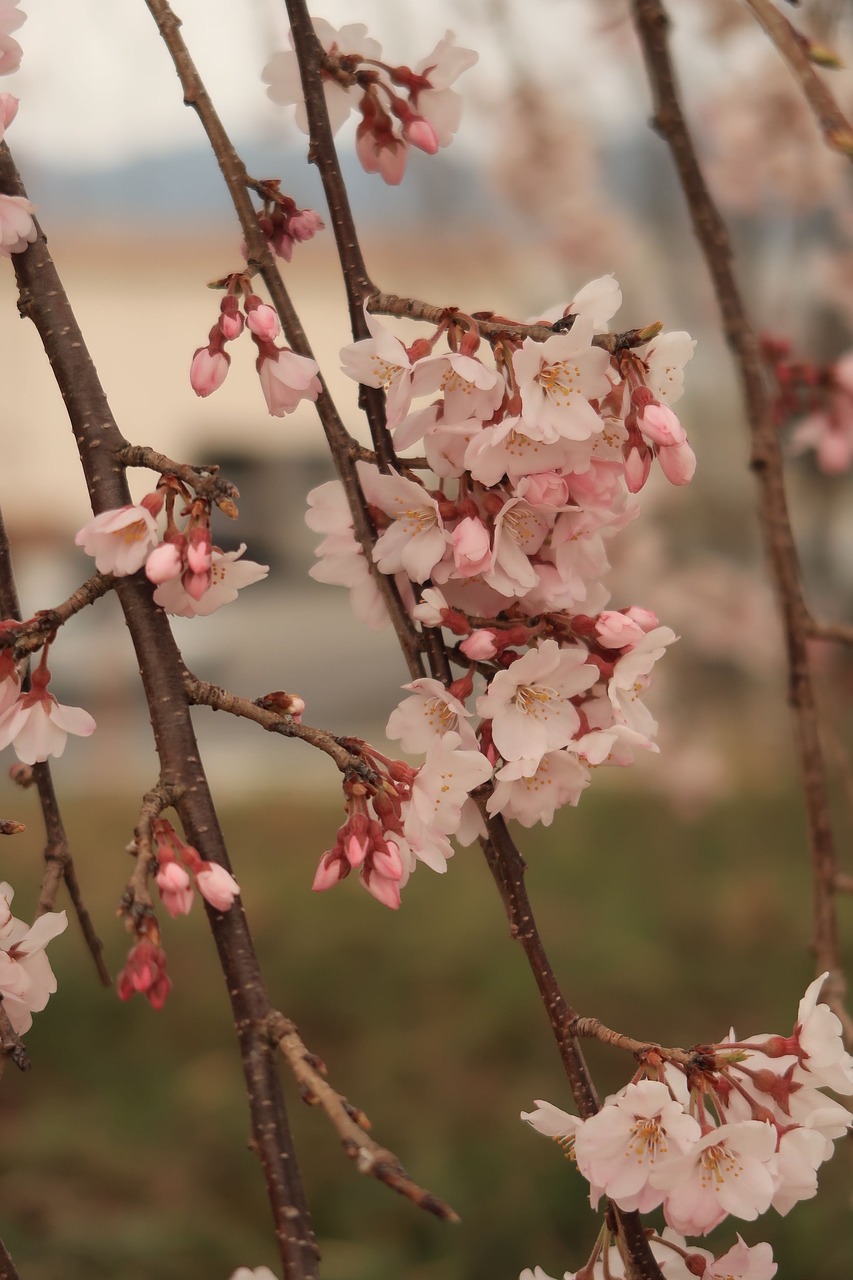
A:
[75,502,161,576]
[0,191,36,256]
[0,881,67,1034]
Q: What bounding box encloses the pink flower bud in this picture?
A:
[361,868,401,910]
[624,445,651,493]
[312,851,349,892]
[624,606,659,632]
[595,611,645,649]
[639,402,687,447]
[117,939,171,1010]
[246,300,281,343]
[516,471,570,508]
[156,862,194,918]
[452,516,491,577]
[145,541,183,585]
[184,569,211,602]
[460,629,498,661]
[190,346,230,397]
[404,116,439,155]
[218,296,244,341]
[289,209,324,242]
[657,440,697,485]
[195,862,240,912]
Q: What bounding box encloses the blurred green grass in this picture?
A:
[1,786,851,1279]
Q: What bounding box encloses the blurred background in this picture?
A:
[1,0,853,1276]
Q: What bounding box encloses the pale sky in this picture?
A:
[4,0,728,170]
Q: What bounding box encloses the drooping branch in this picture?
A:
[0,141,319,1280]
[742,0,853,155]
[143,0,424,676]
[0,502,110,983]
[630,0,850,1038]
[268,1011,459,1224]
[0,572,115,658]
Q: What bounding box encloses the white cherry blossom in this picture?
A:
[0,883,68,1034]
[357,462,449,582]
[386,678,477,752]
[263,19,381,135]
[512,317,612,442]
[410,731,492,835]
[152,545,268,617]
[487,750,590,827]
[651,1120,777,1236]
[476,639,598,763]
[75,504,160,576]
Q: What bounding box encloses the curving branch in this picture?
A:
[268,1011,459,1224]
[630,0,850,1039]
[0,503,110,983]
[0,141,319,1280]
[0,572,115,658]
[116,444,240,515]
[742,0,853,156]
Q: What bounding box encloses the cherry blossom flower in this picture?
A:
[572,1080,702,1214]
[305,480,390,631]
[512,317,612,441]
[487,750,590,827]
[386,678,477,752]
[341,309,425,429]
[410,731,492,836]
[409,349,504,424]
[357,461,449,582]
[792,970,853,1093]
[651,1120,777,1236]
[409,32,478,147]
[0,649,21,715]
[256,346,321,416]
[263,19,382,135]
[477,638,598,763]
[152,544,268,617]
[521,1099,580,1144]
[75,503,161,576]
[0,0,24,75]
[0,191,36,256]
[702,1237,777,1280]
[0,882,67,1034]
[641,331,696,405]
[0,662,96,764]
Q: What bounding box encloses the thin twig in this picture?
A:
[0,573,115,657]
[120,780,180,922]
[0,502,110,984]
[0,1233,24,1280]
[183,673,383,781]
[807,619,853,645]
[143,0,424,675]
[116,444,240,515]
[742,0,853,155]
[268,1011,459,1223]
[630,0,850,1039]
[368,290,661,354]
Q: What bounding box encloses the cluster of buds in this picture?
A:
[521,974,853,1278]
[248,178,324,263]
[117,934,171,1012]
[75,475,268,619]
[189,272,321,417]
[263,18,477,186]
[306,276,693,903]
[153,818,240,919]
[762,333,853,475]
[312,732,491,910]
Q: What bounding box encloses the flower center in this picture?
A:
[537,360,582,406]
[514,683,557,719]
[627,1117,667,1162]
[699,1142,741,1188]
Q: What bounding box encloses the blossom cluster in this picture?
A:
[762,334,853,475]
[75,480,268,619]
[118,820,241,1012]
[0,880,67,1034]
[0,5,37,260]
[263,18,477,185]
[521,973,853,1277]
[190,273,322,417]
[306,277,695,905]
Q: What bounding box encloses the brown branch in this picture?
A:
[0,1233,24,1280]
[0,142,318,1280]
[183,673,382,781]
[120,781,180,921]
[0,1004,30,1077]
[807,619,853,645]
[568,1016,693,1068]
[116,444,240,515]
[0,502,110,984]
[143,0,424,678]
[368,291,661,354]
[268,1011,459,1223]
[630,0,849,1038]
[742,0,853,155]
[0,573,115,658]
